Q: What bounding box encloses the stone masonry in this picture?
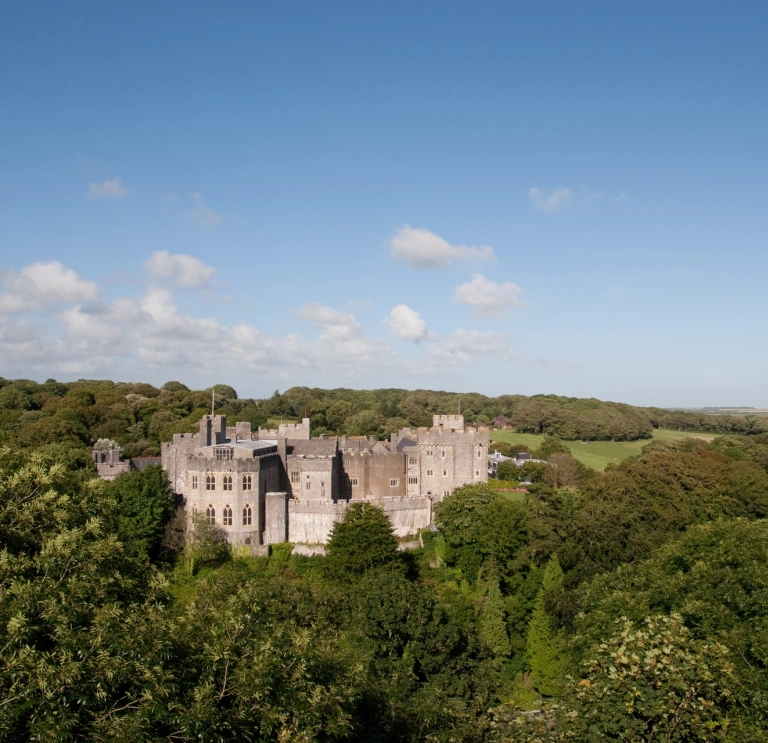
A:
[160,413,488,548]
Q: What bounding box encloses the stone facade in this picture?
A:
[160,413,488,548]
[92,448,161,480]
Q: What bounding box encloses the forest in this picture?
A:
[2,377,768,741]
[1,377,767,457]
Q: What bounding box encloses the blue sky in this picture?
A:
[1,1,766,406]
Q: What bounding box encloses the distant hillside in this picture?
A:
[1,378,766,454]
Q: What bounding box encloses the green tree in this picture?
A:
[535,435,570,460]
[575,519,768,738]
[526,554,567,695]
[184,513,230,574]
[480,580,511,657]
[109,465,175,562]
[496,460,521,482]
[326,501,399,580]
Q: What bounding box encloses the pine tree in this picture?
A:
[480,580,511,656]
[525,554,567,695]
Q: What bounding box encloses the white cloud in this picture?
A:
[298,302,393,371]
[144,251,216,288]
[453,273,528,317]
[528,186,575,213]
[0,263,393,380]
[425,329,524,368]
[384,304,431,342]
[0,261,100,314]
[389,225,494,269]
[186,192,222,228]
[88,178,130,200]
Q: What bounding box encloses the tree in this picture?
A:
[526,554,567,695]
[575,519,768,738]
[517,461,546,483]
[184,513,230,574]
[543,453,581,488]
[535,435,570,460]
[325,501,399,580]
[479,580,511,657]
[110,465,175,562]
[496,460,520,482]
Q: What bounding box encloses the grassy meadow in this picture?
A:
[490,427,715,470]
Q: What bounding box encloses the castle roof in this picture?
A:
[288,439,338,458]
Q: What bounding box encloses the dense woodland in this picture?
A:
[1,378,767,457]
[2,377,768,740]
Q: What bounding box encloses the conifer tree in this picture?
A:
[480,580,511,656]
[525,554,567,695]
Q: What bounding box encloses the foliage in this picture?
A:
[351,568,499,742]
[525,555,567,695]
[184,514,231,574]
[511,615,734,742]
[560,448,768,583]
[575,519,768,740]
[435,485,531,582]
[325,501,399,580]
[0,445,172,741]
[480,580,511,657]
[542,452,581,488]
[109,465,175,562]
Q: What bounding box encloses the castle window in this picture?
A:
[206,474,215,490]
[245,537,251,545]
[243,504,252,525]
[290,470,300,484]
[306,481,311,490]
[475,470,480,476]
[243,474,252,490]
[444,490,450,497]
[408,457,417,465]
[192,474,198,490]
[427,469,433,476]
[343,459,350,466]
[390,479,399,487]
[443,470,447,476]
[441,450,446,458]
[223,506,233,526]
[477,449,482,458]
[408,477,418,485]
[206,505,215,524]
[350,478,359,486]
[214,447,234,461]
[223,475,233,491]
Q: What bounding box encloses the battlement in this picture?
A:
[256,417,310,440]
[432,414,465,430]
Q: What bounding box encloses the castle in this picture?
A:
[160,414,489,548]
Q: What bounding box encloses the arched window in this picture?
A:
[223,475,233,491]
[223,505,233,526]
[191,474,198,489]
[243,504,252,526]
[245,537,251,546]
[243,473,252,490]
[206,474,215,491]
[206,505,215,524]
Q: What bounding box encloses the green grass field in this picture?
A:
[490,428,716,471]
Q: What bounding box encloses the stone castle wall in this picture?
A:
[256,418,310,440]
[159,412,487,549]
